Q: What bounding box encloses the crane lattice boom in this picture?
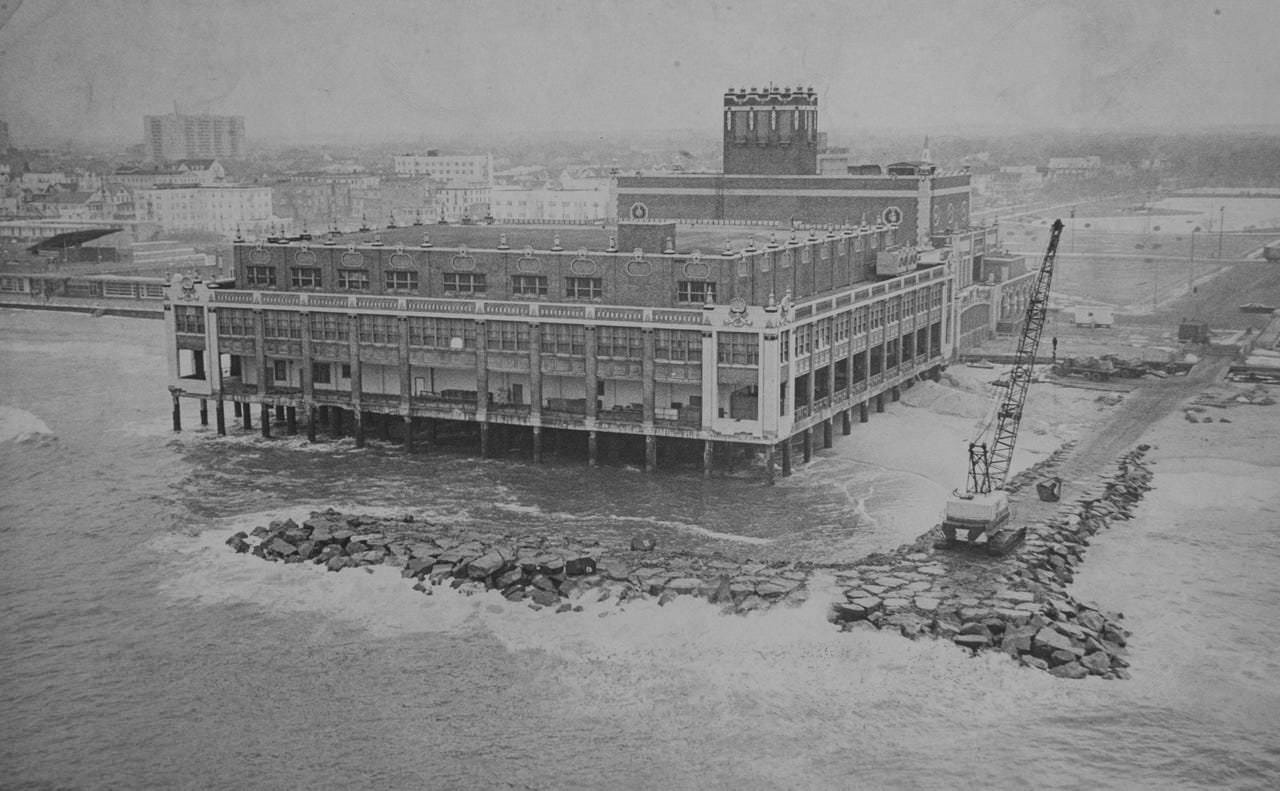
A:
[966,218,1064,494]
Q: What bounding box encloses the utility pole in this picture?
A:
[1188,229,1196,295]
[1217,205,1225,259]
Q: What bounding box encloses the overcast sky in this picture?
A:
[2,0,1278,145]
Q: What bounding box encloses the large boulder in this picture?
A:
[467,552,508,580]
[225,532,251,553]
[564,554,597,576]
[1032,627,1082,661]
[629,534,657,552]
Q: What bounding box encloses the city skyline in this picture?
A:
[2,0,1280,146]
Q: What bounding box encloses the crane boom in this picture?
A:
[966,218,1064,493]
[942,218,1064,551]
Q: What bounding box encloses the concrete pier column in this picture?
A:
[765,443,776,485]
[588,430,599,467]
[275,405,286,422]
[215,400,226,436]
[286,407,297,435]
[781,437,793,476]
[353,410,364,448]
[891,385,901,402]
[860,401,869,423]
[242,403,253,431]
[403,415,414,453]
[171,393,182,432]
[823,419,833,449]
[802,428,813,463]
[479,422,491,458]
[531,426,542,463]
[703,440,714,478]
[876,393,885,413]
[644,434,657,472]
[260,404,271,438]
[421,418,434,454]
[331,407,343,436]
[307,405,317,442]
[842,409,852,435]
[234,401,242,418]
[199,399,208,427]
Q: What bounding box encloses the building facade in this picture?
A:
[135,184,282,237]
[144,113,245,161]
[163,220,951,477]
[394,152,493,182]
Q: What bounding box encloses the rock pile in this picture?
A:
[829,445,1155,679]
[224,442,1158,680]
[226,511,810,614]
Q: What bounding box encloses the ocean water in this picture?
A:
[1,308,1278,790]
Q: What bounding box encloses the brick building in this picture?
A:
[164,218,951,477]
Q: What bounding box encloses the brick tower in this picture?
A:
[722,85,819,176]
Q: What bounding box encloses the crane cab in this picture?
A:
[941,489,1010,545]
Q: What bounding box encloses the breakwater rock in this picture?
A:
[829,444,1154,680]
[225,514,810,614]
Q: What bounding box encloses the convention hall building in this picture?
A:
[162,86,1035,478]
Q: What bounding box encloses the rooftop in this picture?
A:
[267,221,886,256]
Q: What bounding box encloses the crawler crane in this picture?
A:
[941,219,1064,553]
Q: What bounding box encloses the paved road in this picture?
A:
[1016,356,1230,520]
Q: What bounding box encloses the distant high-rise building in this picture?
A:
[144,112,245,161]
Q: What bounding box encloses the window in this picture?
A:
[853,308,868,335]
[272,360,288,381]
[218,308,253,337]
[795,324,812,356]
[834,312,851,342]
[290,267,321,288]
[903,291,916,314]
[870,302,885,328]
[485,320,530,352]
[263,310,302,339]
[654,329,702,362]
[385,270,419,292]
[541,324,586,355]
[511,275,548,296]
[444,272,486,295]
[245,266,276,287]
[309,312,348,341]
[887,298,900,322]
[341,364,352,379]
[717,332,759,366]
[597,326,643,359]
[174,305,204,334]
[338,269,370,290]
[677,281,716,304]
[406,317,475,349]
[780,329,790,363]
[311,362,332,385]
[815,318,831,349]
[565,277,602,300]
[358,314,400,344]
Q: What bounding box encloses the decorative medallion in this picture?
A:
[881,206,903,226]
[629,202,649,220]
[627,249,650,277]
[570,252,597,276]
[389,248,414,268]
[683,251,710,279]
[452,245,476,271]
[249,245,272,266]
[341,249,364,268]
[295,248,317,267]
